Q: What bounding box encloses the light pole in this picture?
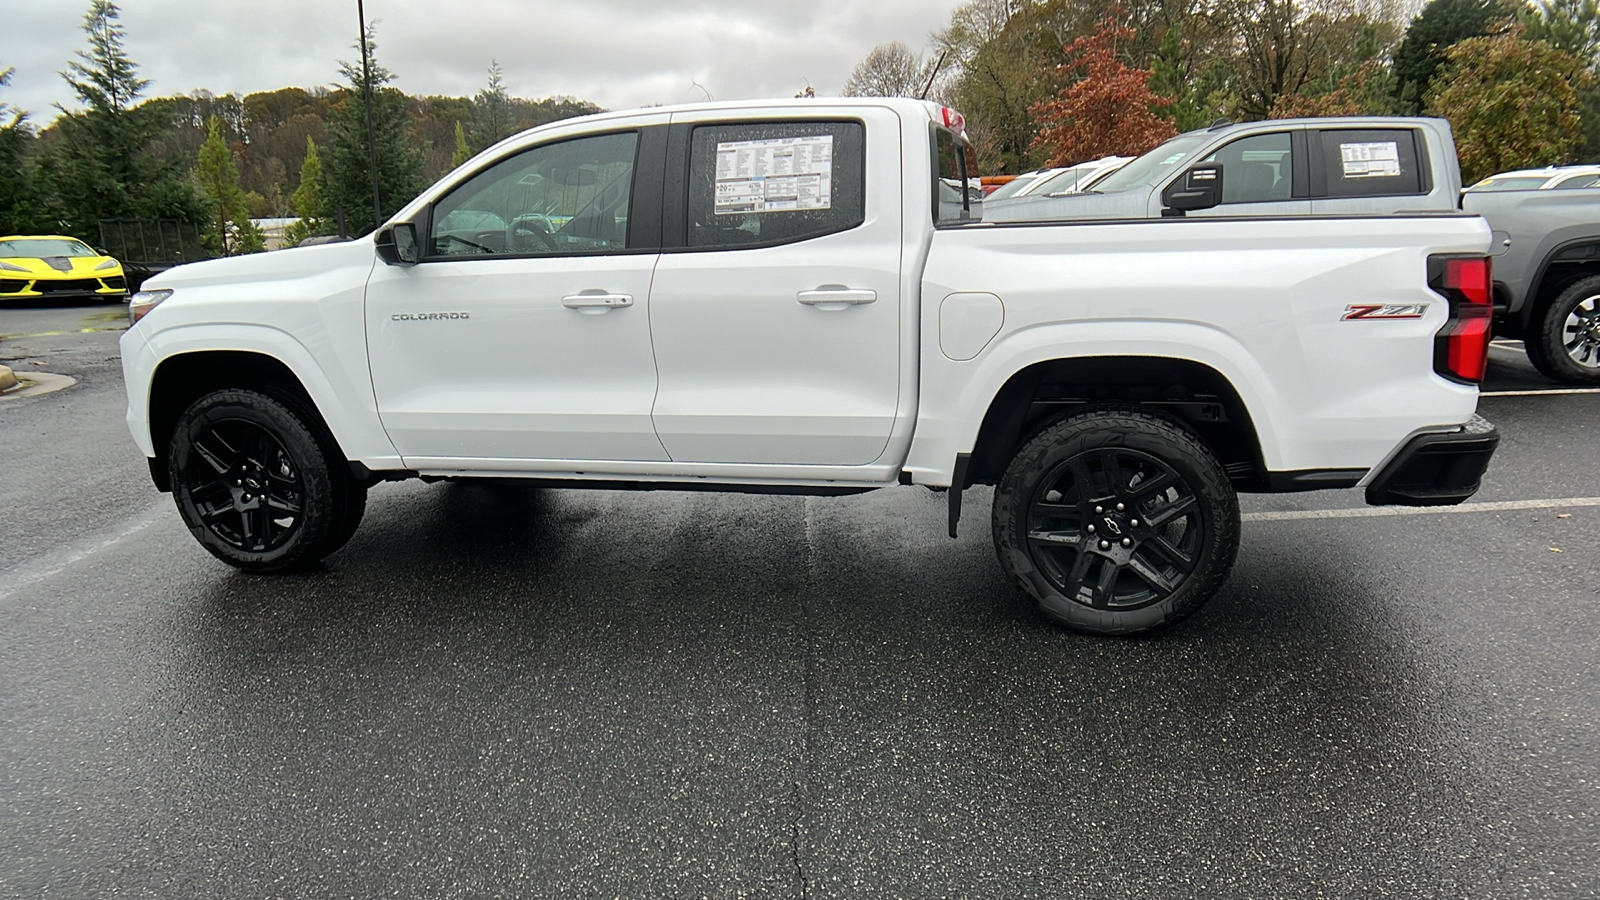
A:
[357,0,382,230]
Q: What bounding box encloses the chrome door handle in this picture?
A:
[797,288,876,308]
[562,292,633,312]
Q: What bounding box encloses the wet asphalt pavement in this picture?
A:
[2,303,1597,898]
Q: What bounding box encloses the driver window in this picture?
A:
[429,131,638,258]
[1204,132,1292,204]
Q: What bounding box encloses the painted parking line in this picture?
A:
[1243,496,1600,523]
[0,501,169,605]
[1480,388,1600,397]
[0,326,126,341]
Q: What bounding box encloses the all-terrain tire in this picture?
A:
[168,389,345,573]
[992,406,1240,635]
[1527,275,1600,385]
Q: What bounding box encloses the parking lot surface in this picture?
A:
[2,307,1597,898]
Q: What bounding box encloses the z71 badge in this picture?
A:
[1342,304,1427,320]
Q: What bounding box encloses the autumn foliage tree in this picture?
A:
[1028,21,1177,167]
[1424,32,1591,182]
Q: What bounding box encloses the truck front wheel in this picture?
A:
[1528,275,1600,385]
[991,407,1240,635]
[168,389,346,573]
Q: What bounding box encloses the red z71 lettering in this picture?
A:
[1343,304,1427,320]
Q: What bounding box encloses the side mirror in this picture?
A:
[1161,164,1224,216]
[375,222,421,266]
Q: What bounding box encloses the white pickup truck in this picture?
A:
[120,99,1500,634]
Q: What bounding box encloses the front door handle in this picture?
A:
[797,288,877,310]
[562,292,633,314]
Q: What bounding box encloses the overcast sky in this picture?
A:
[5,0,965,124]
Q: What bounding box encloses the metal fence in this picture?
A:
[97,219,209,267]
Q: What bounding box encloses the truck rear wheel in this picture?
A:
[168,389,345,573]
[991,407,1240,635]
[1528,275,1600,385]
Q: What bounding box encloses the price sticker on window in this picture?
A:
[1340,142,1401,178]
[714,135,834,214]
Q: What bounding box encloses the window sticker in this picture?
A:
[714,135,833,214]
[1340,142,1401,178]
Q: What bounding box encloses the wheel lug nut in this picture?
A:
[1087,524,1096,533]
[1095,506,1103,514]
[1100,540,1111,550]
[1116,503,1125,511]
[1130,519,1139,527]
[1122,538,1132,547]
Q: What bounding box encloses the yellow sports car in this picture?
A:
[0,235,129,303]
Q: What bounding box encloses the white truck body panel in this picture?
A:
[907,215,1486,483]
[122,97,1489,493]
[119,240,403,470]
[647,106,906,467]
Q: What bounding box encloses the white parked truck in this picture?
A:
[120,99,1500,634]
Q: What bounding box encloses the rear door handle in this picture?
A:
[562,292,633,314]
[797,288,876,309]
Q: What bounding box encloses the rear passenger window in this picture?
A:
[1553,174,1600,190]
[686,121,865,250]
[1204,132,1292,204]
[1319,129,1423,197]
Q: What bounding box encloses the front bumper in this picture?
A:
[0,275,128,301]
[1365,414,1499,506]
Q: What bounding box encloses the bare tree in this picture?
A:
[844,42,931,97]
[1222,0,1405,119]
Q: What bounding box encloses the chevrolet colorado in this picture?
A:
[121,99,1499,634]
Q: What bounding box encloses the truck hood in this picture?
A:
[143,238,375,291]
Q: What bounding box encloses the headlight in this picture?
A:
[96,258,120,270]
[129,289,173,325]
[0,260,27,272]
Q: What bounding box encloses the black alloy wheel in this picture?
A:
[1025,447,1203,611]
[184,419,304,552]
[993,406,1240,635]
[169,389,343,572]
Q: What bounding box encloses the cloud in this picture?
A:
[4,0,963,123]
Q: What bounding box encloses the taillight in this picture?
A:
[940,106,966,133]
[1430,255,1492,384]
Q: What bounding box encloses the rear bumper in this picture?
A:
[1365,414,1499,506]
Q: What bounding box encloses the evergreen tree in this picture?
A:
[469,60,512,153]
[0,66,46,235]
[1392,0,1513,112]
[64,0,147,114]
[1150,25,1237,132]
[283,135,324,246]
[323,25,423,236]
[450,119,472,169]
[195,116,262,255]
[1524,0,1600,62]
[36,1,204,240]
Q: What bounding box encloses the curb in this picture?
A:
[0,365,17,393]
[0,371,76,399]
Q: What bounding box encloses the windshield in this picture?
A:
[1466,176,1552,192]
[1029,164,1101,196]
[0,238,97,258]
[1088,134,1210,194]
[985,173,1048,201]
